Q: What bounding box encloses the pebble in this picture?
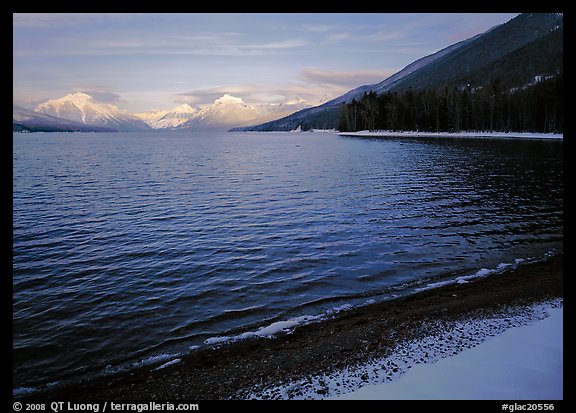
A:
[245,298,562,400]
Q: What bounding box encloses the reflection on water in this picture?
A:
[13,131,563,389]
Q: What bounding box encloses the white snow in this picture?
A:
[35,92,149,130]
[13,387,37,397]
[205,305,354,346]
[135,103,198,129]
[248,299,562,400]
[339,130,563,140]
[204,314,325,345]
[152,358,181,371]
[331,305,562,400]
[135,95,315,130]
[415,258,526,292]
[131,352,182,368]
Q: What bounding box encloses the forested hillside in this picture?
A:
[237,13,563,133]
[338,74,562,133]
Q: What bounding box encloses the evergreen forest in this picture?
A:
[337,74,563,133]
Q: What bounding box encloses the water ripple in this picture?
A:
[13,131,563,389]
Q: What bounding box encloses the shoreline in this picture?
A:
[20,253,563,400]
[328,303,562,400]
[337,130,563,140]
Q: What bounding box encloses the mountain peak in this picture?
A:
[214,94,246,105]
[172,103,196,113]
[67,91,93,100]
[35,92,150,131]
[53,92,96,108]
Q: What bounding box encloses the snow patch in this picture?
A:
[13,387,37,397]
[204,305,353,346]
[416,252,556,292]
[152,358,181,371]
[245,299,562,400]
[339,131,563,140]
[331,303,563,400]
[131,352,182,369]
[35,92,149,131]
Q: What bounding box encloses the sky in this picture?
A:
[13,13,520,113]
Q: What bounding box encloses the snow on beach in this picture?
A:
[338,130,563,140]
[249,299,562,400]
[331,304,563,400]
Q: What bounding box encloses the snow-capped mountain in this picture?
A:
[35,92,150,131]
[137,94,299,131]
[31,92,316,132]
[13,104,116,133]
[261,97,313,116]
[135,103,198,129]
[176,95,316,130]
[178,94,261,130]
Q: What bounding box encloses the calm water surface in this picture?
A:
[13,131,563,390]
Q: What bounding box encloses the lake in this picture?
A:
[12,131,563,392]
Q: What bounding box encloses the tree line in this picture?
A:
[338,74,563,133]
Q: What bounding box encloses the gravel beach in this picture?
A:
[20,253,563,401]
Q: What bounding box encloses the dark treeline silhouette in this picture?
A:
[338,74,563,133]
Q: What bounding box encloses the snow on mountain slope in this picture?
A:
[134,109,169,123]
[35,92,150,131]
[135,104,197,129]
[13,104,116,132]
[32,92,315,132]
[177,95,267,130]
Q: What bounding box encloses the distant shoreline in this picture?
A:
[338,130,563,140]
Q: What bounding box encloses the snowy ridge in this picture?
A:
[181,94,261,129]
[13,104,115,132]
[329,37,476,107]
[135,104,197,129]
[27,92,317,131]
[134,95,313,130]
[35,92,150,132]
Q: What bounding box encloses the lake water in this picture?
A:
[12,131,563,392]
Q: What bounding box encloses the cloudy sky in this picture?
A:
[13,13,519,113]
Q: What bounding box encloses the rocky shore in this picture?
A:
[21,253,562,400]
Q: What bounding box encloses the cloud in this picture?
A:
[305,24,339,33]
[79,90,122,103]
[242,39,308,50]
[69,84,123,103]
[20,32,308,58]
[176,81,336,107]
[175,65,397,109]
[177,85,291,106]
[13,13,141,28]
[299,67,396,88]
[176,89,232,106]
[12,93,47,110]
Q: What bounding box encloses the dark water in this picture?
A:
[13,131,563,391]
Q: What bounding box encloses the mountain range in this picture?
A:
[13,13,562,134]
[134,94,312,130]
[14,92,314,133]
[34,92,151,132]
[13,104,117,133]
[236,12,563,132]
